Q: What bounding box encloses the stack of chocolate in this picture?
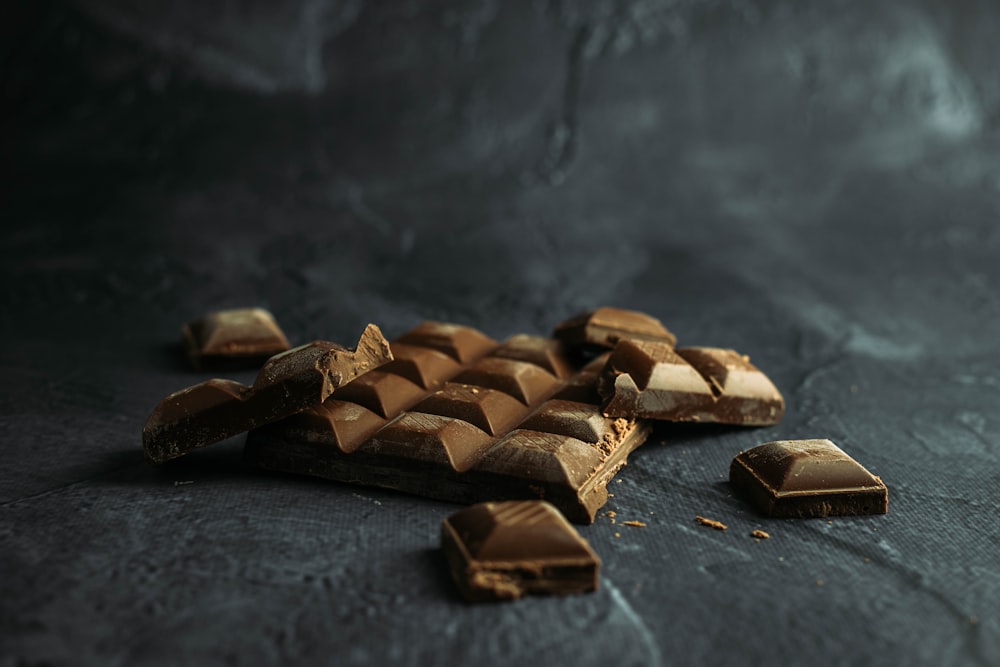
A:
[144,306,886,602]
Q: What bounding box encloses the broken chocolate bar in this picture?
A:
[143,324,392,464]
[729,439,888,518]
[597,340,784,425]
[244,322,650,523]
[441,500,600,602]
[182,307,291,370]
[552,306,677,350]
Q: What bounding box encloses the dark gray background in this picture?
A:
[2,1,998,665]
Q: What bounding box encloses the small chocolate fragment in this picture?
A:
[730,439,888,518]
[441,500,600,602]
[143,324,392,464]
[695,516,727,531]
[245,322,650,523]
[598,340,784,426]
[553,307,677,350]
[182,308,291,371]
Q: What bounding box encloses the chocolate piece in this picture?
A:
[597,340,784,425]
[553,307,677,350]
[182,308,291,370]
[729,439,888,518]
[245,322,651,523]
[695,516,728,530]
[143,324,392,464]
[441,500,600,602]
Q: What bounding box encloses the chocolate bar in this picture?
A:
[441,500,600,602]
[597,340,784,425]
[729,439,888,518]
[553,306,677,350]
[244,322,651,523]
[143,324,392,464]
[182,307,291,370]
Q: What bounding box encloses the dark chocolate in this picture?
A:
[143,324,392,464]
[182,307,291,371]
[244,322,650,523]
[441,500,600,602]
[729,439,888,518]
[597,340,784,425]
[552,307,677,350]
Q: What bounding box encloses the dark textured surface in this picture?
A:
[2,1,999,665]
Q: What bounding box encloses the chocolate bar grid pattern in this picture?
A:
[246,322,649,523]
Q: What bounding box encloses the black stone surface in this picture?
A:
[3,1,999,665]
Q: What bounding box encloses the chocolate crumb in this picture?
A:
[695,515,727,531]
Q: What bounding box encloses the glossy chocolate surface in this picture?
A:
[552,307,677,350]
[598,340,784,426]
[730,439,888,518]
[143,324,392,463]
[441,500,600,602]
[245,322,650,523]
[182,307,291,371]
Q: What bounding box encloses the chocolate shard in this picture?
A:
[729,439,888,518]
[245,324,651,523]
[553,307,677,350]
[441,500,600,602]
[597,340,784,426]
[143,324,392,464]
[182,307,291,371]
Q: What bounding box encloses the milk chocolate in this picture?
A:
[729,439,888,518]
[143,324,392,464]
[245,322,650,523]
[182,307,291,370]
[597,340,784,425]
[441,500,600,602]
[553,307,677,350]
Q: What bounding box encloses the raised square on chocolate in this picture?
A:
[552,307,677,350]
[441,500,600,602]
[143,324,392,464]
[598,339,784,426]
[729,439,888,518]
[182,307,291,371]
[245,324,650,523]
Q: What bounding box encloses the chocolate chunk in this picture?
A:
[553,307,677,350]
[143,324,392,464]
[182,308,291,371]
[244,323,651,523]
[597,340,784,425]
[729,439,888,518]
[441,500,600,602]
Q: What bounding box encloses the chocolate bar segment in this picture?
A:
[182,307,291,371]
[245,326,650,523]
[143,324,392,464]
[598,340,784,425]
[553,307,677,350]
[441,500,600,602]
[729,439,888,518]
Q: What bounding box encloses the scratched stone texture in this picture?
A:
[2,1,999,665]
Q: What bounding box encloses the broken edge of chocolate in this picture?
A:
[552,307,677,351]
[441,500,600,602]
[729,439,888,518]
[182,307,291,371]
[597,340,784,426]
[143,324,392,464]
